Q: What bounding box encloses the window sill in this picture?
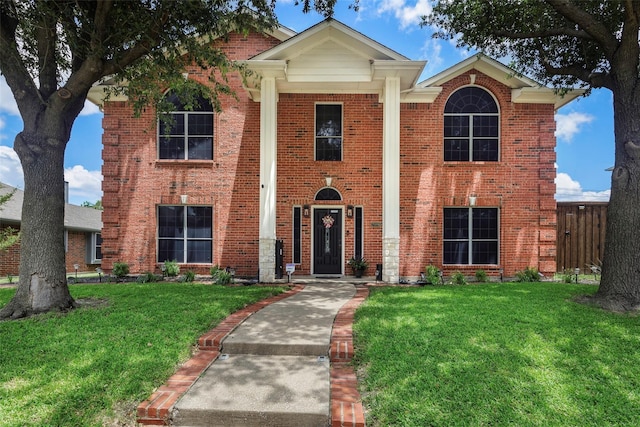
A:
[443,161,500,166]
[155,159,215,168]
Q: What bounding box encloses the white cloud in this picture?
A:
[0,150,101,205]
[0,115,6,143]
[0,75,101,117]
[0,145,24,189]
[419,38,444,74]
[377,0,432,30]
[555,112,594,142]
[0,76,20,116]
[79,100,102,116]
[64,165,103,205]
[555,172,610,201]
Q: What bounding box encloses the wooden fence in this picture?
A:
[556,202,608,273]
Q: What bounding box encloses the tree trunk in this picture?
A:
[591,83,640,312]
[0,129,74,319]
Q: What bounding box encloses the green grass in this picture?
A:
[0,283,285,427]
[353,283,640,426]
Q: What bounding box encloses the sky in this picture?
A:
[0,0,614,206]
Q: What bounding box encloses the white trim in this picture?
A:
[90,232,102,264]
[443,85,501,162]
[314,103,343,161]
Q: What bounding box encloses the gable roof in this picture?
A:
[243,18,426,101]
[0,184,102,232]
[417,53,584,109]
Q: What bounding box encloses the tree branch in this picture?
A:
[545,0,619,58]
[493,27,590,41]
[36,4,58,99]
[617,0,640,79]
[0,1,41,115]
[92,0,113,52]
[101,9,171,77]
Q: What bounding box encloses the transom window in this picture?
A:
[444,87,499,161]
[158,92,213,160]
[316,104,342,161]
[158,205,212,263]
[443,208,499,265]
[315,188,342,201]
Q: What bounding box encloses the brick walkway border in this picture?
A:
[330,284,369,427]
[136,285,305,426]
[136,282,369,427]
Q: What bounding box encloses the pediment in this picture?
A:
[244,19,425,99]
[251,19,407,62]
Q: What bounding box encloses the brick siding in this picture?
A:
[0,226,99,277]
[100,31,557,280]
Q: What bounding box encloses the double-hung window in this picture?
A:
[158,92,214,160]
[443,208,499,265]
[158,206,212,263]
[444,87,499,161]
[315,104,342,161]
[90,233,102,264]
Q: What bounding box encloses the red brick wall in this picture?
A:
[275,93,384,275]
[100,32,281,276]
[101,33,557,280]
[398,71,557,278]
[0,226,99,277]
[0,225,20,277]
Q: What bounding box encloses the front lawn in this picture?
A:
[354,283,640,426]
[0,283,285,427]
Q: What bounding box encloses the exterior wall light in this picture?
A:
[346,205,354,218]
[303,205,310,217]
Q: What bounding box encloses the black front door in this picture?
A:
[313,208,342,274]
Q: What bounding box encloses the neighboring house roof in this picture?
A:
[0,183,102,232]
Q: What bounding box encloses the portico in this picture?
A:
[244,19,426,282]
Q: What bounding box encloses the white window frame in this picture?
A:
[314,103,343,161]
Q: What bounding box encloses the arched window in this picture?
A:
[444,87,499,161]
[315,188,342,201]
[158,91,214,160]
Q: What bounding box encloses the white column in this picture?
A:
[259,77,277,282]
[382,77,400,283]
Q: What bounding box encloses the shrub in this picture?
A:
[210,265,232,285]
[137,272,158,283]
[515,266,540,283]
[112,262,130,280]
[475,269,488,282]
[163,260,180,277]
[210,265,222,278]
[450,271,467,285]
[184,270,196,283]
[561,270,574,283]
[424,265,441,285]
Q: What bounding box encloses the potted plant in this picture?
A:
[348,257,368,278]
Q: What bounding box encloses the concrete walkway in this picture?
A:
[136,282,369,427]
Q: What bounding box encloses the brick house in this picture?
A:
[89,19,580,282]
[0,183,102,277]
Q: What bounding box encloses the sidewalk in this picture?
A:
[137,282,369,427]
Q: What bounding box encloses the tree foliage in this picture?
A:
[426,0,640,311]
[0,186,20,251]
[0,0,338,319]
